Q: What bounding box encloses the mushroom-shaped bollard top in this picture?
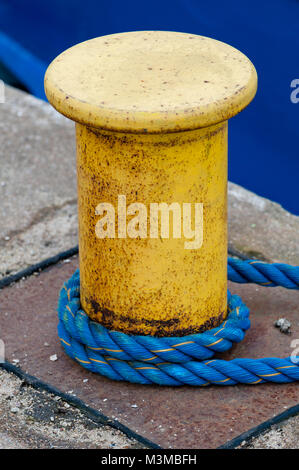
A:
[45,31,257,337]
[45,31,257,133]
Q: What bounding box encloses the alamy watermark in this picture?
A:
[0,80,5,103]
[95,195,204,249]
[290,79,299,103]
[290,339,299,364]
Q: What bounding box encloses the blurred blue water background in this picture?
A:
[0,0,298,214]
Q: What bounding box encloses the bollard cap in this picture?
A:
[45,31,257,134]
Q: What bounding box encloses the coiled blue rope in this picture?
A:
[57,257,299,386]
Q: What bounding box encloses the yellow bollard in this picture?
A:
[45,31,257,336]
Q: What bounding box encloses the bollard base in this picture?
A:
[83,293,227,337]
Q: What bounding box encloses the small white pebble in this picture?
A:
[50,354,58,361]
[10,407,19,413]
[131,404,138,408]
[50,417,54,422]
[103,398,107,402]
[83,379,88,383]
[63,259,71,263]
[4,236,10,241]
[12,359,20,364]
[64,403,70,409]
[44,342,49,347]
[274,318,291,334]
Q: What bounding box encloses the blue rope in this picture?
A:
[228,257,299,289]
[57,258,299,386]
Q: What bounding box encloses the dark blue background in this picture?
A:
[0,0,298,214]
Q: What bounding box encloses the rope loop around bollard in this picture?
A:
[57,258,299,386]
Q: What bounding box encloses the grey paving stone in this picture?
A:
[0,85,77,278]
[0,432,26,449]
[0,368,143,449]
[228,182,299,265]
[239,414,299,449]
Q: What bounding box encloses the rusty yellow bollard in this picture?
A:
[45,31,257,337]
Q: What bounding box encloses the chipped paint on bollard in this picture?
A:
[45,31,257,336]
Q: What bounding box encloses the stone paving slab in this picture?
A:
[0,85,77,278]
[0,367,143,449]
[241,414,299,449]
[0,256,298,449]
[228,182,299,265]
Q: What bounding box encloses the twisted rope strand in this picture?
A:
[228,257,299,289]
[58,259,299,386]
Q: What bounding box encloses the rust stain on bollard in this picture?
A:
[77,122,227,336]
[44,31,257,336]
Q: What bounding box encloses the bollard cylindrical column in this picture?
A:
[45,31,257,337]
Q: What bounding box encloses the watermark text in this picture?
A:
[95,195,204,249]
